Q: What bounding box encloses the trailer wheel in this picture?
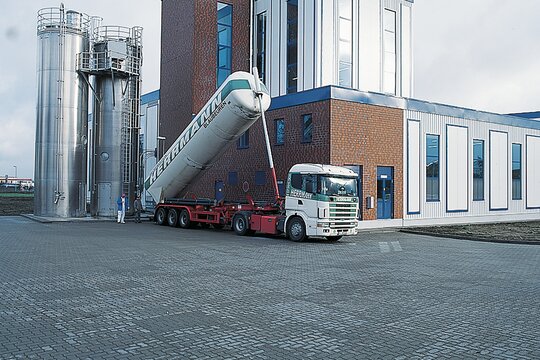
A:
[287,217,307,242]
[178,209,191,229]
[326,236,342,242]
[156,208,167,226]
[167,209,178,227]
[232,213,251,236]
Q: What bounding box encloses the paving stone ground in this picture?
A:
[0,216,538,359]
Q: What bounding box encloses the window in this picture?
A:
[256,12,267,84]
[238,130,249,149]
[228,171,238,186]
[338,0,352,87]
[512,143,522,200]
[302,114,312,143]
[286,0,298,93]
[473,139,484,201]
[383,9,396,94]
[275,119,285,145]
[426,134,440,201]
[255,171,266,186]
[217,3,232,87]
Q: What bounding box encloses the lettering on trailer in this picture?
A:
[144,79,252,190]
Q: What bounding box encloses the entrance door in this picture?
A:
[344,165,363,220]
[215,180,225,203]
[377,167,394,219]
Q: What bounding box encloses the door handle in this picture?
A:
[298,200,303,205]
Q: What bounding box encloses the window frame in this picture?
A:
[472,139,485,201]
[301,114,313,143]
[237,130,249,149]
[286,0,298,94]
[426,133,440,202]
[217,2,233,88]
[275,118,285,145]
[512,143,522,200]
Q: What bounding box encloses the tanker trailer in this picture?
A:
[145,71,270,202]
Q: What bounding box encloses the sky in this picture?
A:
[0,0,538,179]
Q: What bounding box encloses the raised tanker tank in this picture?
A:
[35,6,90,217]
[145,72,271,202]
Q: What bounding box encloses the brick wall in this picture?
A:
[160,0,251,152]
[330,100,404,220]
[186,101,331,202]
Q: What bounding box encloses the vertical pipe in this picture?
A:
[253,68,280,201]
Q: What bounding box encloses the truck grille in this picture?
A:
[329,203,357,228]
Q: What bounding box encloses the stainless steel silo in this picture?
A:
[83,26,142,217]
[35,6,90,217]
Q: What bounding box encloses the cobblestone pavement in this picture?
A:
[0,216,538,359]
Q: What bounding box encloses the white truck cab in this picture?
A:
[284,164,359,241]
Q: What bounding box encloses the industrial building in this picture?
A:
[152,0,540,227]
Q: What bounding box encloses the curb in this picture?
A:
[400,229,540,245]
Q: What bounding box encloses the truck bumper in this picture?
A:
[312,222,358,237]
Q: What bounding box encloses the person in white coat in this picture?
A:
[116,193,129,223]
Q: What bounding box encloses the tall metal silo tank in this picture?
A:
[91,74,125,217]
[35,7,89,217]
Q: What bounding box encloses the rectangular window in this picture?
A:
[217,3,232,87]
[238,130,249,149]
[512,143,522,200]
[473,139,484,201]
[228,171,238,185]
[255,171,266,186]
[426,134,440,201]
[256,12,267,84]
[286,0,298,93]
[275,118,285,145]
[302,114,313,143]
[338,0,353,87]
[383,9,396,94]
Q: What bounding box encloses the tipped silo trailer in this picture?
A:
[145,71,359,242]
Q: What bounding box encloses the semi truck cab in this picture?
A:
[284,164,359,241]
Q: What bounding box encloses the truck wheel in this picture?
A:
[213,223,224,230]
[156,208,167,226]
[287,217,307,242]
[167,209,178,227]
[326,236,342,242]
[179,209,191,229]
[232,213,250,236]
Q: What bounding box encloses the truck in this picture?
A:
[145,71,359,241]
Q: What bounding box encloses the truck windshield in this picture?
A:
[319,176,358,197]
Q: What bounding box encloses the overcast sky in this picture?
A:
[0,0,538,179]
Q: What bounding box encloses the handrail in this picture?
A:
[37,7,90,33]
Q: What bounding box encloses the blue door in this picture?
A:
[377,167,393,219]
[215,180,225,203]
[344,165,363,220]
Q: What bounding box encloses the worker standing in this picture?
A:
[133,196,142,223]
[116,193,128,224]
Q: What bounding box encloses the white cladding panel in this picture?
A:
[401,4,412,97]
[407,120,420,213]
[489,131,508,210]
[358,0,381,92]
[319,0,335,86]
[446,125,468,212]
[404,109,540,224]
[303,0,315,90]
[269,0,282,97]
[526,136,540,208]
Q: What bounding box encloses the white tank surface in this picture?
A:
[145,72,271,202]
